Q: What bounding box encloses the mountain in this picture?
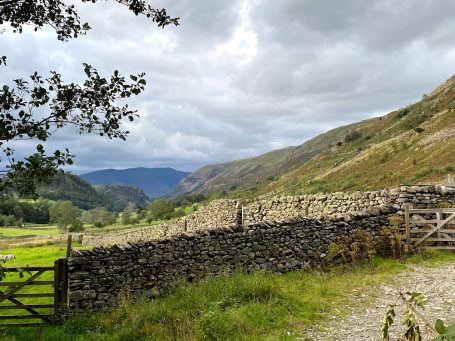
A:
[80,167,190,198]
[37,173,113,210]
[172,119,370,198]
[173,75,455,199]
[94,185,149,212]
[37,174,150,211]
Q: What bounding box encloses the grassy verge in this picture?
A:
[0,251,454,340]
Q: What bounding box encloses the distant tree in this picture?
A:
[0,1,179,197]
[81,207,117,227]
[0,214,20,227]
[124,202,137,216]
[171,208,185,219]
[148,199,174,221]
[130,215,140,226]
[0,197,50,223]
[136,208,147,220]
[180,199,192,208]
[79,210,92,224]
[49,200,83,231]
[121,212,132,225]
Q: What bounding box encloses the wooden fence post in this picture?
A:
[241,205,244,227]
[405,205,411,252]
[66,234,72,258]
[54,257,68,323]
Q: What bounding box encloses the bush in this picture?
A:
[377,216,403,258]
[444,165,455,173]
[344,130,362,142]
[448,100,455,112]
[68,220,84,232]
[326,230,376,266]
[379,152,390,164]
[409,167,433,182]
[172,209,185,219]
[0,214,20,227]
[121,212,132,225]
[396,107,410,119]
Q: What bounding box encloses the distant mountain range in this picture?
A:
[80,167,190,198]
[172,74,455,199]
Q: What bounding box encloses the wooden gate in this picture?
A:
[405,206,455,251]
[0,257,68,327]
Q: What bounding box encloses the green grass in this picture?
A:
[0,225,58,238]
[0,220,165,239]
[1,251,454,340]
[1,244,74,267]
[0,244,90,328]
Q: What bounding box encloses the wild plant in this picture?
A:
[326,229,376,267]
[381,291,455,341]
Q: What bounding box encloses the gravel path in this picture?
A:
[303,263,455,341]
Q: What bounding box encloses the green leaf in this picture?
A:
[445,324,455,337]
[435,319,447,334]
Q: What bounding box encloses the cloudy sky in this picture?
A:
[2,0,455,174]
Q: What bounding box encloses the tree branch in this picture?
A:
[0,0,23,6]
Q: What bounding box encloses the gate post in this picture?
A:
[405,205,411,252]
[54,257,68,323]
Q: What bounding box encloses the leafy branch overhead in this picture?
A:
[0,0,179,40]
[0,0,179,196]
[0,65,147,195]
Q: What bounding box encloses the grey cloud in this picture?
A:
[1,0,455,174]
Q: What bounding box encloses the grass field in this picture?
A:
[0,217,179,240]
[0,250,453,340]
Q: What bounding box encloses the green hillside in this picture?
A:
[94,184,149,211]
[37,174,149,211]
[174,75,455,200]
[37,173,112,210]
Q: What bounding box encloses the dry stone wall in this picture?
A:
[82,199,241,247]
[244,185,455,224]
[69,206,393,311]
[243,190,390,224]
[81,185,455,247]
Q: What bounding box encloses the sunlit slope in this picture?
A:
[233,75,455,198]
[172,120,370,197]
[175,75,455,199]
